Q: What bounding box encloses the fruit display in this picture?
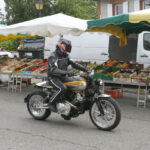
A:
[14,64,29,72]
[0,57,150,84]
[20,59,47,74]
[0,57,47,74]
[93,60,145,82]
[0,58,27,72]
[116,62,128,68]
[94,60,123,80]
[39,65,48,74]
[0,57,13,71]
[103,60,118,67]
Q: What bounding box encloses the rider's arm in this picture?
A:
[48,56,68,76]
[68,59,88,72]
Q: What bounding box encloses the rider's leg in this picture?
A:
[48,77,67,112]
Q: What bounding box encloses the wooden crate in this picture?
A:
[105,88,123,98]
[113,71,136,83]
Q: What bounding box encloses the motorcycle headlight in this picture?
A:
[99,79,103,86]
[95,79,104,86]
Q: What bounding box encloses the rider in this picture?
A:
[47,38,88,112]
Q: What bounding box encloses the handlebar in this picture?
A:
[67,70,94,78]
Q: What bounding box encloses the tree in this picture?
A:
[54,0,97,19]
[4,0,54,25]
[4,0,97,25]
[0,39,18,51]
[0,9,5,24]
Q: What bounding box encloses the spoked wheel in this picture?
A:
[26,91,51,120]
[89,98,121,131]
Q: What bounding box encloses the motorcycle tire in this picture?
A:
[89,97,121,131]
[26,91,51,120]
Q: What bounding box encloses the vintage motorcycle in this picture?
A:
[24,71,121,131]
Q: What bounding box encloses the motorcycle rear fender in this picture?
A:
[24,91,48,103]
[24,93,32,103]
[35,81,53,89]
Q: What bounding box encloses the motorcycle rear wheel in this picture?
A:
[26,91,51,120]
[89,98,121,131]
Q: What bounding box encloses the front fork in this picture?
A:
[94,93,110,115]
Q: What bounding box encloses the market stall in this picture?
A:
[85,9,150,108]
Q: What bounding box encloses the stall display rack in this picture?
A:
[102,80,148,108]
[0,72,47,92]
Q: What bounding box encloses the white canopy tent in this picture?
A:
[0,13,87,40]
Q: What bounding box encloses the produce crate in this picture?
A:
[1,61,25,72]
[103,60,118,67]
[13,64,30,73]
[94,65,121,81]
[145,65,150,71]
[102,66,121,74]
[130,70,150,84]
[93,72,113,80]
[36,64,47,74]
[94,64,104,71]
[128,62,144,70]
[105,88,123,98]
[131,77,147,84]
[113,71,136,83]
[21,70,32,74]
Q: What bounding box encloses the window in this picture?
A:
[115,4,123,15]
[143,0,150,9]
[110,0,125,16]
[143,33,150,51]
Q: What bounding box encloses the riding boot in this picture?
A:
[49,102,57,112]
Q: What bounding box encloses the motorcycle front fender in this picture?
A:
[94,93,110,101]
[97,94,110,98]
[93,93,110,115]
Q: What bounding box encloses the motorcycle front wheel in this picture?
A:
[89,98,121,131]
[26,91,51,120]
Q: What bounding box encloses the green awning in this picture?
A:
[86,9,150,46]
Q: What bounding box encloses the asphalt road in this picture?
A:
[0,87,150,150]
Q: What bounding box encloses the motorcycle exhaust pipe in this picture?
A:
[65,101,78,110]
[32,101,78,110]
[32,103,49,109]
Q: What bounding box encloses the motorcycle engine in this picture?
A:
[76,93,83,101]
[56,102,71,116]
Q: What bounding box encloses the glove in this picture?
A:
[67,71,75,77]
[86,69,91,73]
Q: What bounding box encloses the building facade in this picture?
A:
[98,0,150,18]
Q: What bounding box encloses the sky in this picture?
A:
[0,0,6,15]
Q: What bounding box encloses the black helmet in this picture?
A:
[56,38,72,56]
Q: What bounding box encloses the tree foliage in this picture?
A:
[4,0,54,25]
[4,0,97,25]
[0,9,5,24]
[54,0,97,19]
[0,39,19,51]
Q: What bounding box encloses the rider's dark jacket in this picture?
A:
[47,50,88,78]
